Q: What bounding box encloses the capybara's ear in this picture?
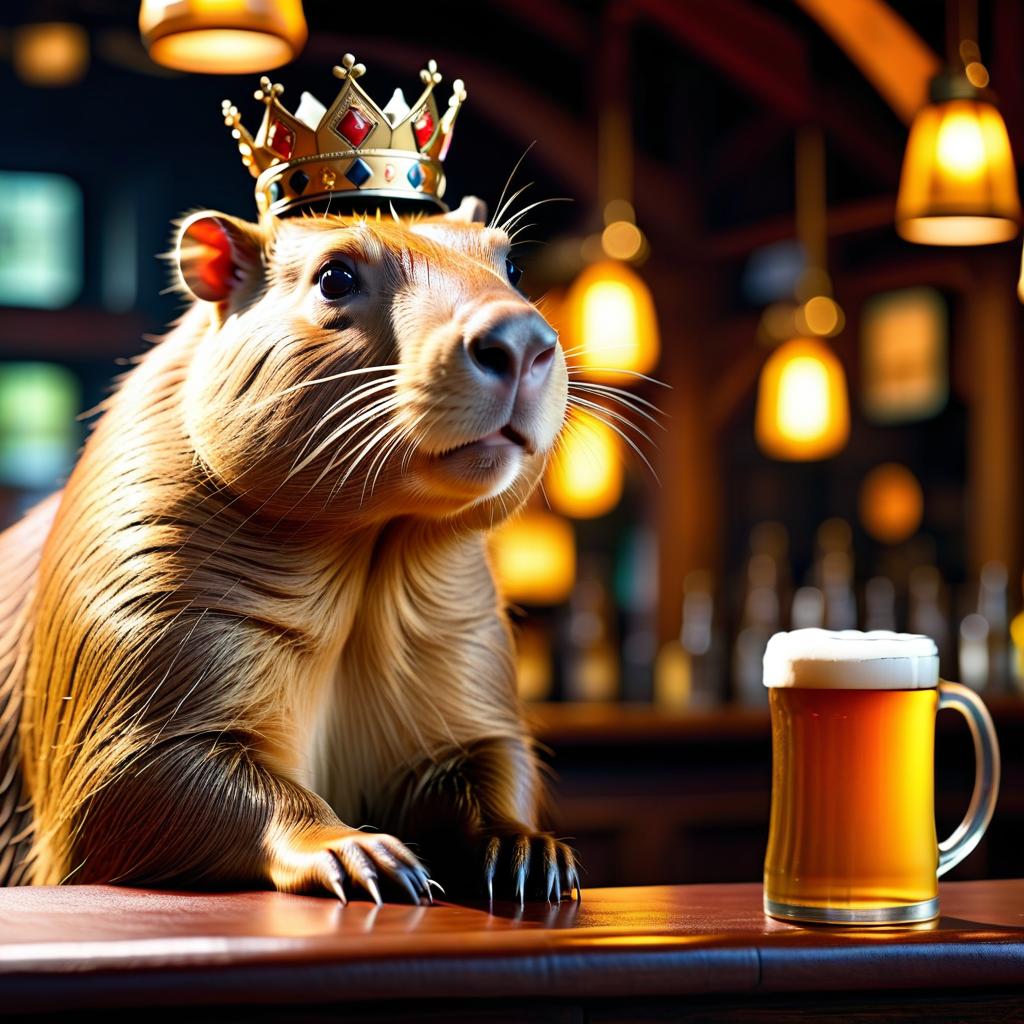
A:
[443,195,488,224]
[175,211,261,303]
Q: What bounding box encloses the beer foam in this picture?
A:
[763,629,939,690]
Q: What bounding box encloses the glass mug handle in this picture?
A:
[936,681,1001,877]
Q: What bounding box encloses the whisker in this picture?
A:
[288,396,399,480]
[568,381,667,425]
[251,364,401,409]
[565,367,671,388]
[490,162,535,230]
[567,395,654,445]
[499,197,571,235]
[290,375,398,463]
[566,401,659,483]
[490,142,537,229]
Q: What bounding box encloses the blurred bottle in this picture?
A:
[908,565,952,673]
[654,570,721,709]
[864,576,896,631]
[750,521,792,627]
[816,519,857,630]
[978,561,1009,692]
[564,560,618,702]
[959,613,990,691]
[733,542,781,705]
[617,525,658,703]
[791,586,825,629]
[1009,571,1024,694]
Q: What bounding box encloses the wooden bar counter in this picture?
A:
[1,881,1023,1020]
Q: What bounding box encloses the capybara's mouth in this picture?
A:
[438,423,534,459]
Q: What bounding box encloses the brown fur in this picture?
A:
[0,204,578,901]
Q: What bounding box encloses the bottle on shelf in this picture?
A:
[864,576,896,631]
[563,558,619,702]
[908,564,952,672]
[977,561,1010,692]
[815,519,857,630]
[733,536,782,705]
[1009,570,1024,694]
[791,586,825,629]
[654,569,720,709]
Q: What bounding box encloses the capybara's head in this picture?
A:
[175,197,567,527]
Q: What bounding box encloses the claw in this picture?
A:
[545,863,557,903]
[329,877,348,905]
[427,878,446,895]
[569,868,582,902]
[364,874,383,906]
[512,836,530,907]
[483,836,500,902]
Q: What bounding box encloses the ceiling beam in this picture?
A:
[624,0,900,183]
[794,0,940,124]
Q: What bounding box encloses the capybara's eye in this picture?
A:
[318,261,357,300]
[505,257,523,288]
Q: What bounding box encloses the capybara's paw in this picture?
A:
[270,827,436,905]
[481,830,581,904]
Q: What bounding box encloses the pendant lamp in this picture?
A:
[755,129,850,462]
[139,0,307,74]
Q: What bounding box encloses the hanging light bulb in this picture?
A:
[896,68,1020,245]
[563,259,659,383]
[755,130,850,461]
[139,0,307,74]
[755,337,850,461]
[546,410,623,518]
[490,511,576,605]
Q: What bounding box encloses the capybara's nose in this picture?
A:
[466,311,557,398]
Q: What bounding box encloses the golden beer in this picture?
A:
[763,630,1000,925]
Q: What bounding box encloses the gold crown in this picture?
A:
[222,53,467,219]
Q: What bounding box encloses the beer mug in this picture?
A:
[763,629,1000,925]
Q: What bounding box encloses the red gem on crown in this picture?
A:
[335,106,374,147]
[267,120,294,159]
[413,109,435,150]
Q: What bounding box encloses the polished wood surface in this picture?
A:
[0,881,1023,1014]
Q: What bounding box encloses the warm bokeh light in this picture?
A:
[601,220,644,261]
[755,338,850,461]
[489,511,576,606]
[859,463,924,544]
[563,259,659,383]
[861,287,947,423]
[896,98,1020,245]
[546,410,624,518]
[13,23,89,87]
[965,61,990,89]
[139,0,307,73]
[800,294,844,336]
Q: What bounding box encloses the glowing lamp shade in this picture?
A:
[896,99,1020,245]
[755,338,850,461]
[546,410,624,518]
[859,463,923,544]
[490,511,576,606]
[139,0,307,74]
[564,260,659,383]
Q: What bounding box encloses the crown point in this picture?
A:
[419,59,442,86]
[333,53,365,80]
